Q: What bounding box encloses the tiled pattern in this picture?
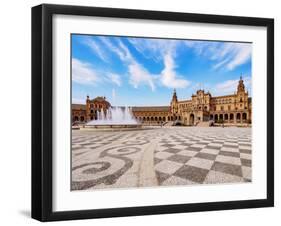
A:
[72,127,252,190]
[154,127,252,185]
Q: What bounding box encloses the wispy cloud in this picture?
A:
[184,41,252,71]
[99,37,128,61]
[212,76,251,96]
[72,58,122,87]
[104,37,190,90]
[82,37,109,62]
[128,38,190,89]
[127,38,176,62]
[106,73,122,87]
[72,58,99,85]
[160,52,190,88]
[128,62,156,91]
[98,38,157,91]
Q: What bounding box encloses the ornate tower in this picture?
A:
[172,89,178,102]
[171,89,178,115]
[236,75,249,111]
[237,76,245,93]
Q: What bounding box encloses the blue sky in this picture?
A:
[72,34,252,106]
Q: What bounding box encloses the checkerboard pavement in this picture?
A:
[72,132,128,157]
[72,127,252,189]
[154,128,252,186]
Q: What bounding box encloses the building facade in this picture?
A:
[72,77,251,126]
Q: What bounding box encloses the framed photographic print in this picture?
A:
[32,4,274,221]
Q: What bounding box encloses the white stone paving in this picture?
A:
[72,127,252,190]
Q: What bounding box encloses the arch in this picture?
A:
[210,114,214,120]
[155,117,158,121]
[189,114,195,125]
[80,116,84,122]
[224,114,228,120]
[236,113,241,121]
[74,116,79,121]
[242,112,247,120]
[159,117,162,122]
[230,113,234,121]
[214,114,218,122]
[90,116,94,120]
[151,117,154,121]
[219,114,223,120]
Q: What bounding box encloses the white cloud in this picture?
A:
[128,62,156,91]
[106,73,122,87]
[184,41,252,71]
[127,38,190,89]
[103,37,190,90]
[160,52,190,88]
[212,76,252,96]
[99,38,157,91]
[127,38,176,62]
[72,58,99,85]
[225,44,252,70]
[77,37,192,91]
[82,38,109,62]
[99,37,128,61]
[72,58,123,87]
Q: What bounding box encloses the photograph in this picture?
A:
[71,34,252,191]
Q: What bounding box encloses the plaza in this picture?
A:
[71,127,252,190]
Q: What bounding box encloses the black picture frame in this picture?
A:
[32,4,274,222]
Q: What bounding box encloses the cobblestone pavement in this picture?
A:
[72,127,251,190]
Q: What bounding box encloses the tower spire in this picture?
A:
[237,74,245,92]
[172,88,178,102]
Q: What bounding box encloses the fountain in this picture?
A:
[83,106,142,131]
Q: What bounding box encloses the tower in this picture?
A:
[237,75,245,93]
[171,89,178,115]
[172,89,178,102]
[236,75,248,111]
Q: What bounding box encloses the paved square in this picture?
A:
[72,127,252,190]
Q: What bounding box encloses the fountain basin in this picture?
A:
[81,123,142,132]
[81,106,143,131]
